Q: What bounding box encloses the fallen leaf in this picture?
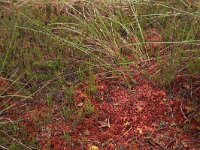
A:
[132,141,138,150]
[183,83,190,89]
[170,121,177,127]
[89,145,99,150]
[163,98,167,102]
[137,128,143,135]
[98,118,110,128]
[136,105,143,112]
[124,121,130,126]
[197,126,200,131]
[185,106,194,114]
[78,102,84,107]
[83,130,90,136]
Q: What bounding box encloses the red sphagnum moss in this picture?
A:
[0,70,199,149]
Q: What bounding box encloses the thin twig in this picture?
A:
[0,130,34,150]
[180,101,188,121]
[0,145,8,150]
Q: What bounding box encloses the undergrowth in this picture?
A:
[0,0,199,149]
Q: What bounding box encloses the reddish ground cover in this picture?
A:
[1,70,199,150]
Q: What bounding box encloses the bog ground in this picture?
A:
[0,0,199,150]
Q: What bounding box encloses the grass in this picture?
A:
[0,0,199,149]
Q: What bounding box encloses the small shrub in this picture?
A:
[188,58,200,76]
[8,144,19,150]
[60,106,74,120]
[88,73,97,94]
[64,86,74,104]
[63,132,71,142]
[46,94,53,108]
[84,100,95,115]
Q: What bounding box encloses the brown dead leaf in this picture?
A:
[136,105,143,112]
[78,102,84,107]
[185,106,194,114]
[183,83,190,89]
[197,126,200,131]
[132,141,138,150]
[137,128,143,135]
[89,145,99,150]
[98,118,110,128]
[124,121,130,127]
